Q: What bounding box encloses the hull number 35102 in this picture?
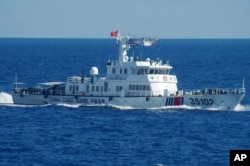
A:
[189,98,214,106]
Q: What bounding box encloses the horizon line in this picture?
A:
[1,37,250,40]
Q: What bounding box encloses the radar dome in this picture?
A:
[90,66,99,76]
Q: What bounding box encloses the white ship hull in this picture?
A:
[12,92,245,110]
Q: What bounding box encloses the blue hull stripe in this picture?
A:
[165,97,184,106]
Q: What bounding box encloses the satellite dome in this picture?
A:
[90,66,99,76]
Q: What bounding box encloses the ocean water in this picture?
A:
[0,38,250,165]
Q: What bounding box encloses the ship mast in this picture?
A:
[111,30,130,64]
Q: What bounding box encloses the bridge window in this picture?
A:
[147,69,170,75]
[129,84,150,91]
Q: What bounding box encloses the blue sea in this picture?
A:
[0,38,250,166]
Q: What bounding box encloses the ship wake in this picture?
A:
[108,104,250,111]
[108,104,204,111]
[235,104,250,111]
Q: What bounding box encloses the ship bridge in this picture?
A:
[105,32,178,97]
[106,57,173,79]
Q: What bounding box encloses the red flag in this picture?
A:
[110,31,118,37]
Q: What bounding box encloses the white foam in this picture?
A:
[107,104,249,111]
[108,104,136,110]
[56,103,81,108]
[56,103,106,108]
[108,104,201,111]
[235,104,250,111]
[0,92,13,104]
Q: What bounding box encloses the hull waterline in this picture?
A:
[12,92,245,110]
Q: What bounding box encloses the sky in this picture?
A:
[0,0,250,38]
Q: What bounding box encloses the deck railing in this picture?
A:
[179,88,246,96]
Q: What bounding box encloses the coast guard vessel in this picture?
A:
[12,31,246,110]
